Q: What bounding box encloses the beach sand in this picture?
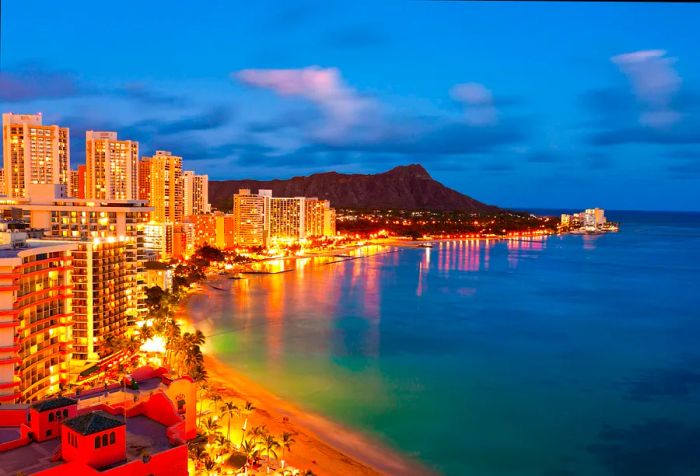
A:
[202,355,433,476]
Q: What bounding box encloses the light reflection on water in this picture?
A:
[184,219,700,476]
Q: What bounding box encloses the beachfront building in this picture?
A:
[268,196,306,243]
[187,214,216,249]
[144,261,173,291]
[141,150,183,224]
[70,237,133,363]
[2,113,70,198]
[0,184,151,326]
[0,226,76,403]
[233,189,271,247]
[183,170,210,217]
[85,131,139,201]
[0,367,196,475]
[323,203,337,236]
[232,189,337,247]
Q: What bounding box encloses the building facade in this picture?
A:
[233,189,270,247]
[182,171,209,217]
[268,197,306,242]
[0,230,76,403]
[2,113,70,198]
[141,151,183,224]
[70,238,132,362]
[85,131,139,201]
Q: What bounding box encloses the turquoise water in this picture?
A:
[186,211,700,476]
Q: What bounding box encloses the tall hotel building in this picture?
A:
[182,170,210,217]
[0,225,77,403]
[2,113,70,198]
[85,131,139,200]
[233,189,270,246]
[141,151,183,223]
[0,186,152,363]
[268,197,306,242]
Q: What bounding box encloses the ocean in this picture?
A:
[185,211,700,476]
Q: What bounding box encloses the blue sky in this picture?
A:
[2,1,699,211]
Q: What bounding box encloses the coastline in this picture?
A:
[178,270,436,476]
[201,355,434,476]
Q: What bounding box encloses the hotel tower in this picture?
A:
[85,131,139,200]
[2,113,70,198]
[140,151,183,223]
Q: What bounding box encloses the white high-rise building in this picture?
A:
[183,170,210,216]
[2,113,70,198]
[85,131,139,200]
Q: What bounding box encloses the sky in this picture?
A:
[1,1,699,211]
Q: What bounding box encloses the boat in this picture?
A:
[417,243,433,248]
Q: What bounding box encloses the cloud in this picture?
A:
[611,49,681,127]
[235,66,380,144]
[0,64,87,102]
[450,82,498,125]
[581,50,700,149]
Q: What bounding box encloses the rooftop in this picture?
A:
[64,411,124,436]
[0,438,61,476]
[30,397,78,413]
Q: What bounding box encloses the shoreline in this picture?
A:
[179,281,435,476]
[201,355,433,476]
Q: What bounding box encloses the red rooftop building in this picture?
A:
[0,367,195,476]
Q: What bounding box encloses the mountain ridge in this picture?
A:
[208,164,500,212]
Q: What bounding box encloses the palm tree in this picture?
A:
[250,424,269,445]
[201,416,220,442]
[239,400,256,446]
[280,431,295,463]
[240,438,259,476]
[209,393,223,413]
[262,434,280,474]
[219,400,239,441]
[201,454,219,475]
[213,434,232,460]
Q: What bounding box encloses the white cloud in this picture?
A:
[234,66,380,143]
[450,82,498,125]
[611,49,682,127]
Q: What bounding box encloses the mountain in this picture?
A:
[208,164,500,212]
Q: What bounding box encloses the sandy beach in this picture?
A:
[201,355,433,476]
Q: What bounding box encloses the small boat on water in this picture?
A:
[417,243,433,248]
[227,273,245,280]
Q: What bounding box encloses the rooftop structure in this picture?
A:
[0,367,195,476]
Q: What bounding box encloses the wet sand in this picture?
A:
[202,356,433,476]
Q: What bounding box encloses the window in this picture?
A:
[110,432,115,444]
[46,430,52,437]
[95,436,100,449]
[102,434,108,446]
[48,413,54,422]
[63,409,68,417]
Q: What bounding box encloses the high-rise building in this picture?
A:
[183,171,210,217]
[268,197,306,242]
[323,203,336,236]
[2,113,70,198]
[0,226,76,403]
[141,151,183,223]
[70,237,132,362]
[304,197,324,237]
[187,214,217,249]
[233,189,270,247]
[0,185,152,326]
[214,213,235,249]
[68,166,86,199]
[0,168,5,196]
[85,131,139,200]
[138,158,151,202]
